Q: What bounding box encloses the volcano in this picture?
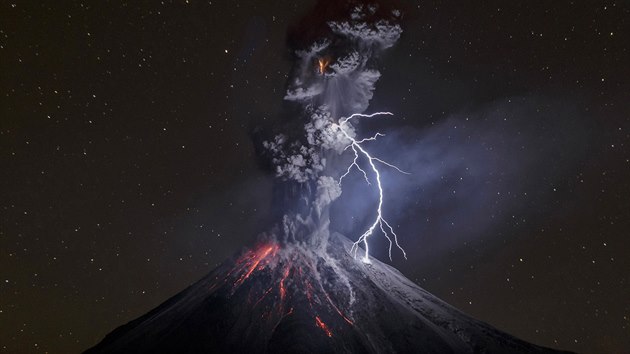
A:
[85,233,568,354]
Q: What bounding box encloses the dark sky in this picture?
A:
[1,1,628,353]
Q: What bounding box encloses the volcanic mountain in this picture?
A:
[85,233,569,354]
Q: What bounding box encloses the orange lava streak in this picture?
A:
[233,244,277,288]
[279,265,291,301]
[323,291,354,325]
[315,316,333,337]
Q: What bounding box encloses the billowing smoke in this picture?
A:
[260,0,405,257]
[284,2,401,117]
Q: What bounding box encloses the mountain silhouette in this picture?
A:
[86,233,570,354]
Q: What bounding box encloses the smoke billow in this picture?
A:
[260,0,405,252]
[257,1,589,263]
[285,2,402,117]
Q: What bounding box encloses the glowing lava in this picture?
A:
[221,244,355,338]
[233,244,278,288]
[323,290,354,325]
[315,316,333,337]
[279,265,290,301]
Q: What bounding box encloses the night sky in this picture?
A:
[1,1,629,353]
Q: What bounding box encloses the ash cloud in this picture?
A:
[329,96,591,260]
[257,0,589,264]
[258,0,406,249]
[284,3,402,117]
[266,0,404,183]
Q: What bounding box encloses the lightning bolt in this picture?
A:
[333,112,409,263]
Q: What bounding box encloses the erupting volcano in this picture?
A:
[86,235,568,353]
[87,1,572,353]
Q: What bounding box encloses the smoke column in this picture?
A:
[261,0,407,261]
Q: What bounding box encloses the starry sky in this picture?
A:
[1,1,629,353]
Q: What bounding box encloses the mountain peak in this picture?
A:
[86,233,570,354]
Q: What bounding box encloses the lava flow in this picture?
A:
[232,243,279,289]
[315,316,333,337]
[218,242,355,339]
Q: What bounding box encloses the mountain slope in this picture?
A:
[86,233,570,354]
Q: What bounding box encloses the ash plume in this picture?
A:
[284,1,402,116]
[261,0,405,255]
